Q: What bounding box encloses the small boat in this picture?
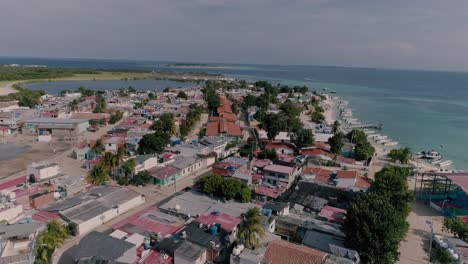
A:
[438,160,453,167]
[330,91,337,94]
[383,141,398,146]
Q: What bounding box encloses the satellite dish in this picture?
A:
[175,204,181,211]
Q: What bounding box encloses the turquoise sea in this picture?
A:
[1,57,467,170]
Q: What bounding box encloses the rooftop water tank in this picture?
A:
[210,224,218,235]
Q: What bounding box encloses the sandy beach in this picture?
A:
[0,81,18,96]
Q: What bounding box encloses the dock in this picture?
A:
[349,124,383,130]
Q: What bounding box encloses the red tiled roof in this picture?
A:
[313,141,329,150]
[206,118,242,137]
[303,167,332,183]
[196,212,241,232]
[301,148,333,157]
[206,122,219,136]
[355,176,371,189]
[266,142,294,150]
[336,170,358,179]
[220,112,237,122]
[217,104,233,114]
[264,240,327,264]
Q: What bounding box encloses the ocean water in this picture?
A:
[2,57,468,170]
[23,79,198,94]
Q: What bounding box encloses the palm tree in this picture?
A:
[92,139,105,155]
[34,220,70,263]
[332,120,340,134]
[238,207,266,249]
[86,163,110,185]
[68,99,79,112]
[121,158,136,177]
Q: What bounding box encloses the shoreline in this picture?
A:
[324,95,446,176]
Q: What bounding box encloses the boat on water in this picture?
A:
[438,160,453,167]
[373,135,388,141]
[330,91,337,94]
[416,150,442,160]
[383,141,398,146]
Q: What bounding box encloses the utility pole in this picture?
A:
[426,219,434,263]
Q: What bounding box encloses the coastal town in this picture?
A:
[0,71,466,264]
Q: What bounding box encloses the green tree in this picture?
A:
[92,139,105,155]
[388,147,411,164]
[311,111,325,123]
[332,120,340,134]
[290,128,314,152]
[222,178,242,200]
[238,208,266,250]
[109,110,123,124]
[177,91,188,99]
[196,174,224,195]
[238,186,252,203]
[34,220,70,264]
[121,158,136,176]
[443,217,468,242]
[243,94,257,107]
[152,113,177,136]
[257,149,278,160]
[431,247,455,264]
[344,192,408,264]
[373,166,413,213]
[328,132,345,154]
[68,99,79,112]
[138,131,170,154]
[354,141,375,161]
[131,170,152,186]
[86,163,110,185]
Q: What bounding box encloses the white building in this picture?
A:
[27,162,60,182]
[44,186,145,236]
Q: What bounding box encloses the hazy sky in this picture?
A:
[1,0,468,70]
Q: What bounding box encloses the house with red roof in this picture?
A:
[195,211,241,242]
[264,239,328,264]
[263,164,302,188]
[206,118,242,137]
[112,206,184,238]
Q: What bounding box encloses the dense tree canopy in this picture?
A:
[344,166,412,264]
[138,130,170,154]
[290,128,314,151]
[196,174,251,202]
[328,132,345,154]
[388,147,411,164]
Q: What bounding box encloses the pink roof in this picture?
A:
[0,176,26,191]
[112,206,182,237]
[319,205,347,223]
[32,210,60,223]
[196,212,241,232]
[264,164,293,174]
[254,185,285,199]
[278,154,296,162]
[444,173,468,193]
[253,159,270,169]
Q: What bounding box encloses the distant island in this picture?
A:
[163,63,224,68]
